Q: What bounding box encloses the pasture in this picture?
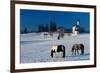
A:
[20,33,90,63]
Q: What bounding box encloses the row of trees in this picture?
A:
[21,28,32,34]
[21,20,89,34]
[38,21,57,32]
[21,21,57,34]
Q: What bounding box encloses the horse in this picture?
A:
[50,45,65,58]
[71,44,84,55]
[57,33,64,40]
[57,35,60,40]
[43,32,48,37]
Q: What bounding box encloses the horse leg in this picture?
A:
[57,45,65,58]
[57,36,60,40]
[63,52,65,58]
[77,49,79,55]
[72,49,76,56]
[81,48,84,55]
[51,50,53,58]
[75,49,77,55]
[71,51,74,56]
[71,47,74,56]
[62,46,65,58]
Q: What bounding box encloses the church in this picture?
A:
[72,20,80,35]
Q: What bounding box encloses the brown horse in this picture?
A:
[72,44,84,55]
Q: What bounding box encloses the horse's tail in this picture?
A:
[51,50,53,58]
[62,45,65,58]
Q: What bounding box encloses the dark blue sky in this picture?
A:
[20,9,90,31]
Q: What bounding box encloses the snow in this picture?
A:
[20,33,90,63]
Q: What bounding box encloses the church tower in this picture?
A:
[72,19,80,35]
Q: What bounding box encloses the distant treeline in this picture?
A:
[21,21,90,34]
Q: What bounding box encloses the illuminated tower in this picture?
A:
[72,19,80,35]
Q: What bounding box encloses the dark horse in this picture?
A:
[72,44,84,55]
[57,33,64,40]
[50,45,65,58]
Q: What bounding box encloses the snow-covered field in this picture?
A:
[20,33,90,63]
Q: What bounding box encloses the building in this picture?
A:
[72,20,80,35]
